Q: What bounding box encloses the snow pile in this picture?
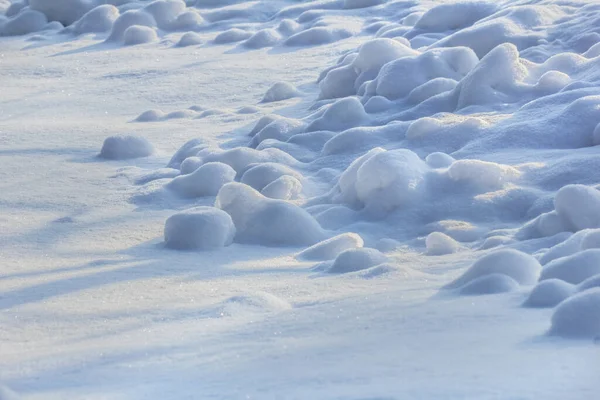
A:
[72,5,119,34]
[443,249,541,295]
[167,162,235,198]
[176,32,202,47]
[164,207,235,250]
[549,288,600,339]
[99,135,154,160]
[539,249,600,284]
[326,247,387,274]
[425,232,460,256]
[331,148,428,214]
[523,279,575,308]
[261,82,300,103]
[215,183,325,246]
[261,175,302,200]
[524,185,600,238]
[297,233,364,261]
[240,162,301,192]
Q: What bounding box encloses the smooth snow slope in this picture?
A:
[1,0,600,399]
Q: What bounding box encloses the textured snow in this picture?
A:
[3,0,600,398]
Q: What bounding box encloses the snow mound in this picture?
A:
[414,1,498,32]
[1,9,48,36]
[458,274,520,296]
[540,249,600,284]
[106,10,156,43]
[72,4,118,34]
[261,82,300,103]
[240,162,301,192]
[284,27,352,47]
[333,148,428,214]
[164,206,235,250]
[370,47,478,100]
[215,183,325,246]
[307,98,368,132]
[327,248,387,274]
[319,38,417,99]
[99,135,154,160]
[444,249,541,290]
[243,29,281,49]
[523,279,575,308]
[179,156,203,175]
[214,28,251,44]
[123,25,157,46]
[217,292,291,317]
[135,109,164,122]
[426,232,460,256]
[480,236,515,250]
[297,233,364,261]
[578,274,600,293]
[167,162,235,198]
[29,0,94,26]
[176,32,203,47]
[554,185,600,232]
[447,159,520,191]
[549,288,600,339]
[198,147,296,175]
[167,138,205,169]
[581,230,600,251]
[261,175,302,200]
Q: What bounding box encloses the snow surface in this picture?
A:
[2,0,600,398]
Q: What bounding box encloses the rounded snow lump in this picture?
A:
[523,279,575,308]
[458,273,520,296]
[261,175,302,200]
[99,135,154,160]
[215,182,325,246]
[240,162,300,192]
[426,232,459,256]
[540,249,600,284]
[444,249,541,289]
[261,82,300,103]
[549,288,600,339]
[577,274,600,292]
[554,184,600,231]
[297,233,364,261]
[123,25,157,45]
[327,248,387,273]
[164,207,235,250]
[73,5,119,34]
[167,162,235,198]
[177,32,203,47]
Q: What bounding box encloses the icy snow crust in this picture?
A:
[3,0,600,398]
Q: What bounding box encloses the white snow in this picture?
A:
[164,206,235,250]
[549,288,600,339]
[296,232,364,261]
[3,0,600,398]
[215,183,325,246]
[523,279,575,308]
[327,247,387,274]
[99,135,154,160]
[444,249,541,290]
[167,162,235,198]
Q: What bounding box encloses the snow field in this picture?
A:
[5,0,600,398]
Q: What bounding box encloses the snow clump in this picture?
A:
[164,207,236,250]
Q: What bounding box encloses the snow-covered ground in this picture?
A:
[2,0,600,398]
